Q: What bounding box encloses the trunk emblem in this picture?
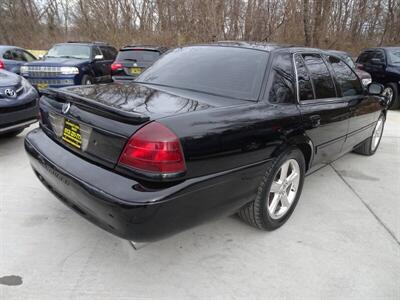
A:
[62,102,71,114]
[4,89,16,98]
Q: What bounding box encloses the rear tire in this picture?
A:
[384,83,399,109]
[238,147,305,230]
[353,113,385,156]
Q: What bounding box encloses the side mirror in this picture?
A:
[94,54,104,60]
[367,83,384,95]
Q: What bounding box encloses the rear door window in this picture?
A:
[302,54,336,99]
[266,52,295,103]
[294,54,314,101]
[99,46,115,60]
[327,56,363,97]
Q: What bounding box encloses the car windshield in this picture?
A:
[136,46,269,101]
[46,44,91,59]
[117,50,160,62]
[388,48,400,64]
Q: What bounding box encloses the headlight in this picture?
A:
[362,78,372,86]
[60,67,79,75]
[20,66,28,75]
[21,76,33,92]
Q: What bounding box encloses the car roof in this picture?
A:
[55,41,110,47]
[177,42,327,55]
[0,45,25,52]
[361,46,400,52]
[326,49,351,57]
[120,45,168,52]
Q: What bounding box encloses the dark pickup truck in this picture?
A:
[20,42,117,92]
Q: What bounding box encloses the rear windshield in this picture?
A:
[136,46,269,101]
[388,48,400,64]
[117,50,160,62]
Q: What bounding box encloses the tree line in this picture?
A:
[0,0,399,54]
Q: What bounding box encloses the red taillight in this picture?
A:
[119,122,186,174]
[111,62,123,71]
[0,60,4,69]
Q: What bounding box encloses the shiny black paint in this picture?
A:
[25,45,387,241]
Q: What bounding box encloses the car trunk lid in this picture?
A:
[38,82,217,171]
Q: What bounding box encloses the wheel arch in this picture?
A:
[272,135,314,172]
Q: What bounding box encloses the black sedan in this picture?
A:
[25,43,388,242]
[0,70,39,136]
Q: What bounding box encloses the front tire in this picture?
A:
[383,83,399,109]
[238,148,305,230]
[81,74,93,85]
[353,113,385,156]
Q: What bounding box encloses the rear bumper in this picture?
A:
[0,98,39,134]
[25,128,265,242]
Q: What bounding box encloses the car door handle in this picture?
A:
[310,115,321,128]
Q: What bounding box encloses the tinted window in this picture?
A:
[99,46,116,60]
[328,56,363,97]
[357,51,374,64]
[267,53,295,103]
[117,50,160,62]
[3,50,12,60]
[11,49,25,61]
[294,54,314,101]
[372,50,385,63]
[92,46,102,58]
[302,54,336,99]
[138,46,269,101]
[47,44,91,59]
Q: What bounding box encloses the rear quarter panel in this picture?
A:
[160,102,304,179]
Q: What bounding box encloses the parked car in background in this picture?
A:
[25,43,388,242]
[20,42,117,92]
[0,45,37,74]
[0,69,39,137]
[356,47,400,109]
[111,45,168,81]
[328,50,372,87]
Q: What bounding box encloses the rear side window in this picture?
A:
[3,50,12,60]
[302,54,336,99]
[266,53,295,103]
[357,52,373,63]
[294,54,314,101]
[99,46,116,60]
[327,56,363,97]
[117,50,161,62]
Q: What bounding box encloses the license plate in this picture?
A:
[62,119,82,149]
[130,67,142,75]
[37,83,49,90]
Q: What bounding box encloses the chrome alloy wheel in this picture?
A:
[371,116,384,151]
[383,87,394,106]
[267,159,301,219]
